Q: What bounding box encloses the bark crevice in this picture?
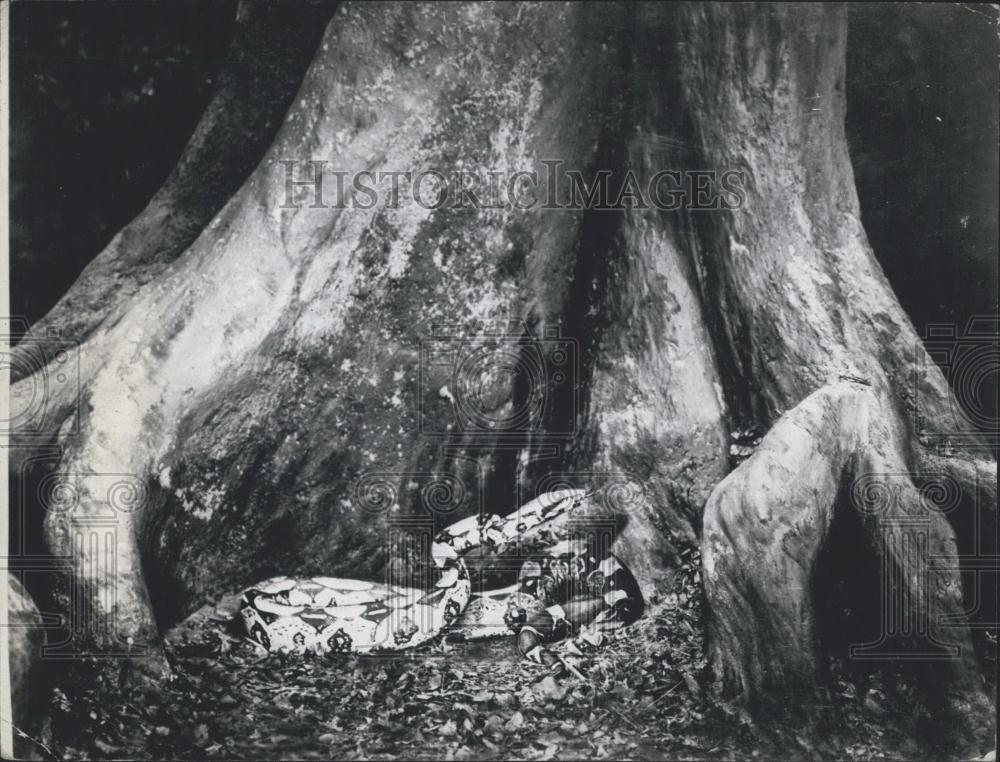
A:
[8,2,995,749]
[703,381,992,748]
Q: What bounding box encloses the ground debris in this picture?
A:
[39,546,935,761]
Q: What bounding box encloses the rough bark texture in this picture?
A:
[672,4,995,745]
[9,0,995,748]
[4,575,46,756]
[15,1,708,632]
[11,1,337,355]
[703,384,994,731]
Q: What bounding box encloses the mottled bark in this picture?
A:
[3,575,46,757]
[11,1,337,360]
[703,383,994,738]
[9,1,994,749]
[673,4,994,746]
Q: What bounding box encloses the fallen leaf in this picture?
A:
[611,681,635,701]
[504,711,525,732]
[94,738,120,755]
[533,676,567,702]
[192,724,210,745]
[682,672,700,697]
[494,692,515,708]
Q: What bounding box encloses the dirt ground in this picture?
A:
[29,548,949,761]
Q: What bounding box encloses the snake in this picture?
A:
[239,488,643,662]
[450,538,644,667]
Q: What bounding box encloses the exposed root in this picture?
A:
[702,381,994,750]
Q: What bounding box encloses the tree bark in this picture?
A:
[11,1,337,353]
[4,575,46,757]
[10,1,995,748]
[670,4,994,745]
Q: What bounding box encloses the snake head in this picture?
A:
[503,601,528,632]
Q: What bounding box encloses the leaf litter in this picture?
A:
[35,544,941,760]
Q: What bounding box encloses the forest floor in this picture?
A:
[28,547,981,761]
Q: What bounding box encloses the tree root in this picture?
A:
[702,380,994,749]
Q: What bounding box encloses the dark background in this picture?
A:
[9,1,998,416]
[10,0,238,322]
[845,3,998,332]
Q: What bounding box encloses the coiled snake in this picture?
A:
[239,489,643,665]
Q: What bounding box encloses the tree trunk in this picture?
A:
[13,1,337,347]
[10,1,995,749]
[3,575,46,757]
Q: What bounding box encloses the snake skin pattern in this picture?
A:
[239,489,587,653]
[453,538,644,665]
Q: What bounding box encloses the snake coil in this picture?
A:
[239,489,586,654]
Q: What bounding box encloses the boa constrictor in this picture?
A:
[239,488,643,662]
[450,539,643,667]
